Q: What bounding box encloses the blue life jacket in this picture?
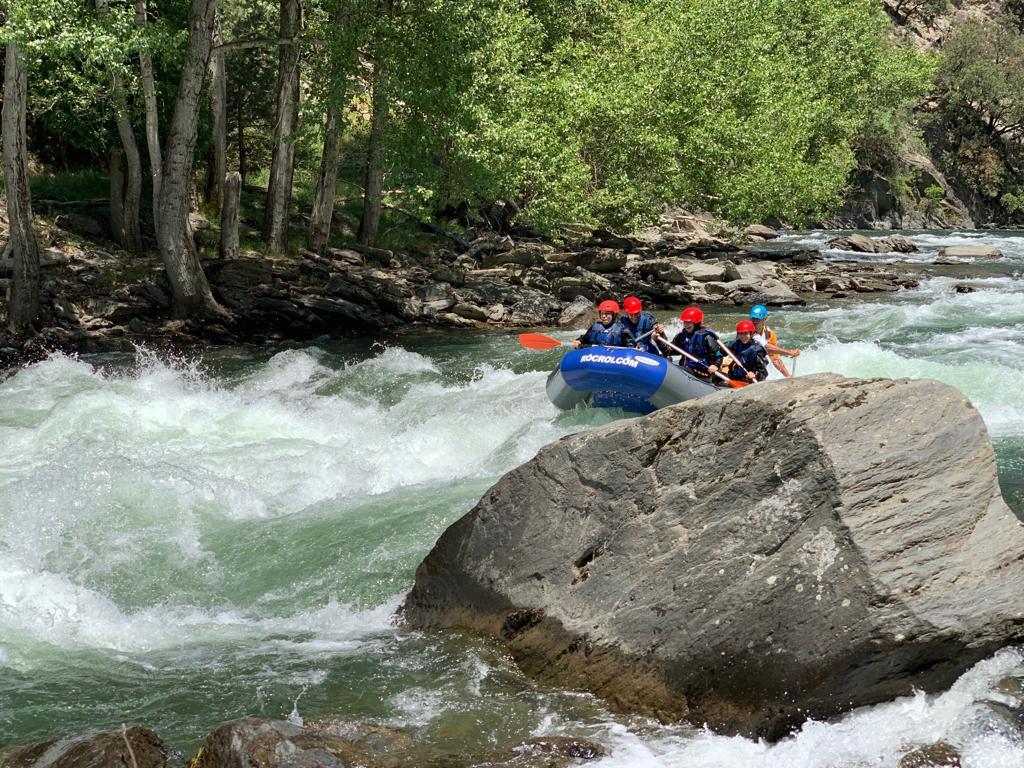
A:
[580,319,634,347]
[671,327,721,369]
[620,311,660,354]
[727,338,768,381]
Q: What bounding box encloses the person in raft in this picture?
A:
[668,306,722,377]
[619,296,665,355]
[727,320,769,383]
[571,300,636,348]
[749,304,800,378]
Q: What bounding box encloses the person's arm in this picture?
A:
[765,341,799,357]
[572,327,592,349]
[705,334,723,374]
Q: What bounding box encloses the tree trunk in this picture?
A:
[205,10,227,210]
[236,96,247,185]
[359,64,387,246]
[154,0,226,320]
[96,0,143,252]
[136,0,163,234]
[308,104,342,254]
[110,150,126,245]
[220,171,241,259]
[261,0,302,254]
[3,43,41,334]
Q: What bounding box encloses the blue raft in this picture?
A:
[546,346,720,414]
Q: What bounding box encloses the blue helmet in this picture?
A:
[750,304,769,320]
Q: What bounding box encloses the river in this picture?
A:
[1,229,1023,766]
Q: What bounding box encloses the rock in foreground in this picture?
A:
[0,727,170,768]
[403,375,1024,739]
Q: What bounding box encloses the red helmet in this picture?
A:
[680,306,703,324]
[736,320,756,333]
[623,296,642,314]
[597,300,620,314]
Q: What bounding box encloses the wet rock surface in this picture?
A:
[0,726,172,768]
[403,375,1024,740]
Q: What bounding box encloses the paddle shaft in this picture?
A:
[716,338,749,374]
[654,335,734,385]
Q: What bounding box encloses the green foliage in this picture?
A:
[924,184,945,201]
[376,0,932,229]
[932,15,1024,218]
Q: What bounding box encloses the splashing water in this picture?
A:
[2,232,1024,766]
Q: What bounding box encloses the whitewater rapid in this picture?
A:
[2,233,1024,765]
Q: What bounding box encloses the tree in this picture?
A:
[2,41,41,334]
[262,0,303,253]
[154,0,227,319]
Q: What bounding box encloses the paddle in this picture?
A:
[715,338,757,383]
[519,328,656,351]
[653,335,747,389]
[518,333,563,350]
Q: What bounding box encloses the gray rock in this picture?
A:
[876,235,918,254]
[510,292,559,326]
[639,259,690,284]
[899,741,961,767]
[938,245,1003,260]
[482,248,543,268]
[571,249,627,273]
[403,375,1024,740]
[54,213,104,238]
[681,261,728,283]
[744,224,779,240]
[0,726,171,768]
[186,718,422,768]
[723,260,779,282]
[745,278,803,306]
[559,296,594,328]
[827,234,877,253]
[453,302,489,321]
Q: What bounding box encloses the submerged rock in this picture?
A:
[403,375,1024,740]
[939,245,1003,260]
[899,741,962,767]
[0,726,171,768]
[187,719,422,768]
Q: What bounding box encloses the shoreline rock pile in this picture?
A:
[0,213,918,365]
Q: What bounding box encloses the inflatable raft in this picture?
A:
[546,346,720,414]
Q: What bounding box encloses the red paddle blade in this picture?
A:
[728,380,750,389]
[518,333,563,350]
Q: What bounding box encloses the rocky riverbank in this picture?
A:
[0,719,605,768]
[0,212,919,366]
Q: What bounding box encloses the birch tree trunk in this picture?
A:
[308,103,342,254]
[205,11,227,210]
[3,43,41,334]
[358,64,387,246]
[261,0,302,254]
[220,171,241,260]
[136,0,163,233]
[154,0,226,320]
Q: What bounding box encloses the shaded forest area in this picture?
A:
[0,0,1022,334]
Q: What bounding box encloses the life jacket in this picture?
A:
[727,338,768,381]
[582,319,632,347]
[670,327,720,370]
[620,311,659,354]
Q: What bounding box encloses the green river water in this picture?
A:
[2,229,1024,767]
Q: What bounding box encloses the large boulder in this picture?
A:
[403,375,1024,740]
[0,727,170,768]
[826,234,877,253]
[938,245,1003,260]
